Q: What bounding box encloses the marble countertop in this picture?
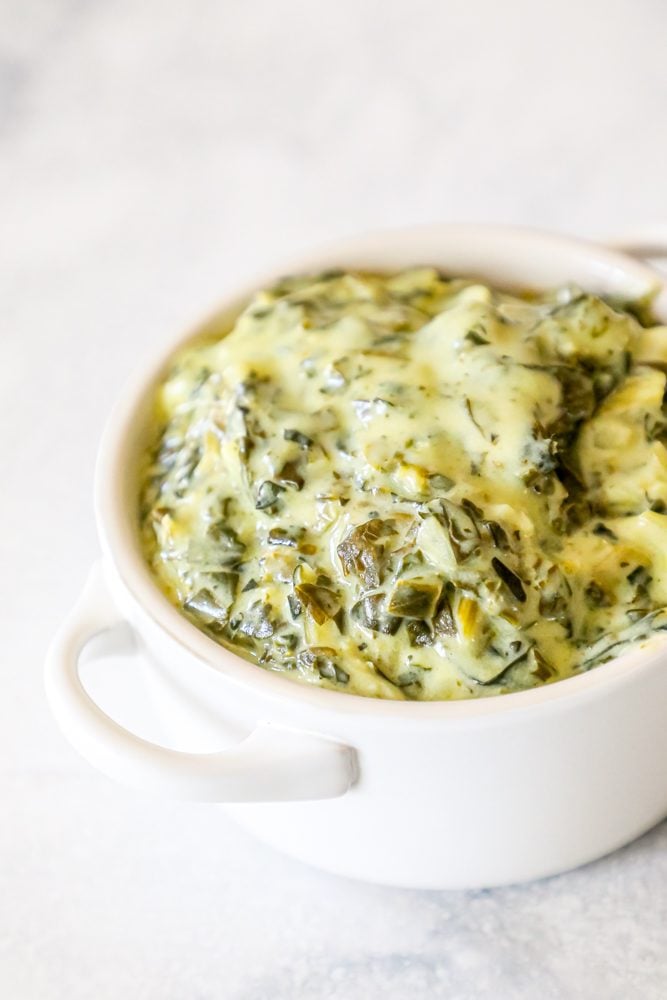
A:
[3,1,667,997]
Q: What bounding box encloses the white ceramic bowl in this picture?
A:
[46,224,667,889]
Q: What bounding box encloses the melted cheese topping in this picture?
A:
[139,269,667,700]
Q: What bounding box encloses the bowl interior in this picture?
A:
[94,224,667,720]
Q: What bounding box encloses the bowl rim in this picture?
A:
[94,222,667,721]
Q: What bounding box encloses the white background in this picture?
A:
[3,1,667,997]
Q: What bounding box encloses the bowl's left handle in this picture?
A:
[45,563,357,802]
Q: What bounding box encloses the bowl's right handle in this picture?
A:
[44,563,357,802]
[607,225,667,263]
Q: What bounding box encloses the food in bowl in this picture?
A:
[139,267,667,700]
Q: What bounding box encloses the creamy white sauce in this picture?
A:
[140,269,667,699]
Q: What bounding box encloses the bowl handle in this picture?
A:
[607,226,667,263]
[45,563,357,802]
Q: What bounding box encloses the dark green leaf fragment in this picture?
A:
[484,520,510,550]
[406,620,433,646]
[267,527,299,547]
[287,593,302,619]
[548,366,596,448]
[461,656,517,686]
[184,589,228,625]
[461,498,484,519]
[387,578,441,618]
[351,593,401,634]
[333,607,346,633]
[276,461,304,491]
[428,473,455,492]
[169,444,203,496]
[579,636,633,670]
[529,648,555,681]
[434,499,480,562]
[207,522,246,566]
[337,518,397,588]
[592,522,618,540]
[255,481,284,510]
[486,631,531,672]
[464,397,485,437]
[274,632,299,653]
[294,583,340,624]
[210,570,238,593]
[522,433,558,477]
[396,551,426,577]
[432,592,457,637]
[228,396,255,459]
[318,268,345,281]
[538,565,572,622]
[491,558,527,603]
[298,647,349,684]
[584,581,611,608]
[627,565,649,585]
[234,601,275,639]
[284,428,313,448]
[396,669,422,688]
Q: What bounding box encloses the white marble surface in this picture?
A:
[3,1,667,996]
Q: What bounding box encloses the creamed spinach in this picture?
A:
[139,268,667,699]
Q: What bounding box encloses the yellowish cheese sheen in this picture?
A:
[140,268,667,700]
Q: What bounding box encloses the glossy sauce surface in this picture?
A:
[140,269,667,699]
